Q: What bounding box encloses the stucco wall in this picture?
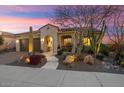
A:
[0,33,16,51]
[3,37,16,49]
[40,24,58,55]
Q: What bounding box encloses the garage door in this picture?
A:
[33,38,41,52]
[20,39,29,51]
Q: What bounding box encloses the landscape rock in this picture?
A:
[63,55,77,64]
[84,55,94,65]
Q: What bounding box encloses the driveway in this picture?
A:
[0,65,124,87]
[0,52,28,65]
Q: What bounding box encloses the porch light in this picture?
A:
[16,40,19,43]
[41,38,44,42]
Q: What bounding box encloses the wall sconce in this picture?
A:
[16,39,19,43]
[41,38,44,42]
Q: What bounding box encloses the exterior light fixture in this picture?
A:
[41,38,44,42]
[16,39,19,43]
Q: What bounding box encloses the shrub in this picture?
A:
[61,52,70,60]
[99,44,109,56]
[57,48,64,55]
[109,44,117,52]
[57,46,70,55]
[82,46,94,54]
[96,53,104,60]
[114,52,124,61]
[120,61,124,67]
[29,55,41,65]
[76,54,84,62]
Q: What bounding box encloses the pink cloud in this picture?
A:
[0,16,50,24]
[0,16,51,33]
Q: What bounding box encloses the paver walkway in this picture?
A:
[0,65,124,87]
[42,52,59,69]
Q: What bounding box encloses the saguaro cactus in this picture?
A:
[29,26,33,53]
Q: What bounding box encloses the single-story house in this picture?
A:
[15,24,101,55]
[0,31,16,51]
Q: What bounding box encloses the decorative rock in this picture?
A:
[109,52,116,58]
[63,55,77,64]
[84,55,94,65]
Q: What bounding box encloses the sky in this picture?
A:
[0,5,123,44]
[0,5,57,34]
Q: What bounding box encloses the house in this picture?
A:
[15,24,101,55]
[0,31,16,51]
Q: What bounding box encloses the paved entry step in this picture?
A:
[42,56,59,69]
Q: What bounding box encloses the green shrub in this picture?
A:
[99,44,109,56]
[57,47,68,55]
[61,52,70,60]
[96,53,104,60]
[57,49,62,55]
[82,46,94,54]
[114,52,124,61]
[120,61,124,67]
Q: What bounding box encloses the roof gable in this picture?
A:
[39,24,59,30]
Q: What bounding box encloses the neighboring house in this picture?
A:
[0,31,16,51]
[15,24,101,55]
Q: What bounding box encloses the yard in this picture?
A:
[56,55,124,74]
[0,50,124,74]
[0,52,47,68]
[56,43,124,74]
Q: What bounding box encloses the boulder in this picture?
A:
[84,55,94,65]
[63,55,77,64]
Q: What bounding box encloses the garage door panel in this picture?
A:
[33,38,41,52]
[20,39,29,51]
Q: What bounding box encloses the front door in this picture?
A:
[45,36,53,52]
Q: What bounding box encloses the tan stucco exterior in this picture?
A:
[0,31,16,51]
[40,24,59,55]
[15,24,100,55]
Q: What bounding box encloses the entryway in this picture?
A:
[44,36,53,53]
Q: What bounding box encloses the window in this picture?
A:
[61,35,72,46]
[83,37,91,46]
[64,38,72,46]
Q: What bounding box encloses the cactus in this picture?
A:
[87,21,106,56]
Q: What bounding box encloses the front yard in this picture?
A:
[0,52,47,68]
[56,55,124,74]
[0,51,124,74]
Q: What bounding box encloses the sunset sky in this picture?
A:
[0,5,57,33]
[0,5,123,44]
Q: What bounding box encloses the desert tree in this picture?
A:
[52,5,120,55]
[106,9,124,54]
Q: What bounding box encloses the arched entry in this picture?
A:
[44,35,53,52]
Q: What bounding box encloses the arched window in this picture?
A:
[61,35,72,46]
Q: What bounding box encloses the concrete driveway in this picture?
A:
[0,52,27,64]
[0,65,124,87]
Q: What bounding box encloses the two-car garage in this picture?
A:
[19,38,41,52]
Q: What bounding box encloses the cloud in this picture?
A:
[0,16,51,33]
